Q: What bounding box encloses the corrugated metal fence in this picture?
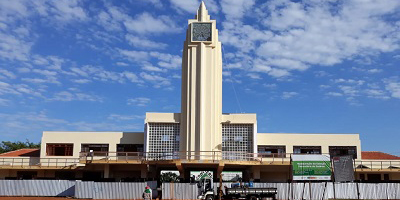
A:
[0,180,155,199]
[75,181,147,199]
[0,180,399,199]
[162,182,400,200]
[0,180,75,196]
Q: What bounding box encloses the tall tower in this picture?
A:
[180,2,223,153]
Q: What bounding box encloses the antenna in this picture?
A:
[222,44,243,113]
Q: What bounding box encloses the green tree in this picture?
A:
[0,140,41,154]
[160,172,180,183]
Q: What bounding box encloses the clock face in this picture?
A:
[192,23,212,42]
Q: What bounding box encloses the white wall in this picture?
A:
[40,132,144,158]
[257,133,362,160]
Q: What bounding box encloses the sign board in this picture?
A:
[292,155,331,181]
[221,171,242,181]
[190,171,213,181]
[333,155,355,182]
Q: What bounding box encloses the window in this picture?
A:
[147,123,180,159]
[81,144,109,156]
[17,171,37,180]
[46,144,73,156]
[367,174,381,182]
[329,146,357,159]
[117,144,144,156]
[55,171,75,180]
[384,174,389,181]
[293,146,321,154]
[222,124,253,160]
[258,145,286,157]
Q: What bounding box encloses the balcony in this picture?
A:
[1,152,399,170]
[0,157,80,169]
[355,160,400,171]
[78,151,292,164]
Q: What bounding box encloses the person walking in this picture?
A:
[143,185,152,200]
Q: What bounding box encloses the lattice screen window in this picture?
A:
[222,124,253,154]
[147,123,180,157]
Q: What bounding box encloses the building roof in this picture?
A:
[361,151,400,160]
[0,149,40,157]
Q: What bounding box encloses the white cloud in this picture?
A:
[314,71,330,78]
[150,52,181,69]
[221,0,255,19]
[147,0,163,8]
[0,81,43,97]
[222,71,231,76]
[125,34,168,49]
[142,63,166,72]
[256,0,400,66]
[122,71,141,83]
[96,11,122,32]
[326,92,343,97]
[339,85,359,97]
[247,73,261,79]
[49,0,88,22]
[51,91,103,102]
[72,79,91,84]
[22,77,60,85]
[263,83,277,89]
[281,91,298,99]
[32,69,57,76]
[384,77,400,99]
[250,60,291,78]
[367,69,383,73]
[365,89,389,100]
[71,65,126,83]
[333,79,365,86]
[0,111,141,137]
[127,97,151,107]
[116,62,129,67]
[119,49,149,61]
[0,32,32,61]
[169,0,199,13]
[0,69,16,79]
[0,98,9,106]
[108,114,144,121]
[320,85,331,89]
[124,12,181,34]
[220,0,400,79]
[140,72,171,88]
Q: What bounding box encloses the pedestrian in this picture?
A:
[143,185,152,200]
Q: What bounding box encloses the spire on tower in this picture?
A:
[196,1,209,22]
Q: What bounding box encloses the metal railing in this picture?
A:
[2,152,400,170]
[78,151,293,163]
[0,157,80,168]
[354,160,400,171]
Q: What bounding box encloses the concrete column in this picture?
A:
[0,169,10,178]
[216,163,224,180]
[141,165,148,179]
[104,165,110,178]
[176,162,185,179]
[252,166,261,182]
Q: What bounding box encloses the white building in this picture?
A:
[0,2,399,182]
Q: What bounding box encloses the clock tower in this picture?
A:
[180,2,223,154]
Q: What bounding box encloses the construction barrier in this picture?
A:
[0,180,399,199]
[162,182,400,200]
[0,180,75,196]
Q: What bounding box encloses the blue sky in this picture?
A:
[0,0,399,155]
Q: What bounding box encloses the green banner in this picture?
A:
[292,160,331,180]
